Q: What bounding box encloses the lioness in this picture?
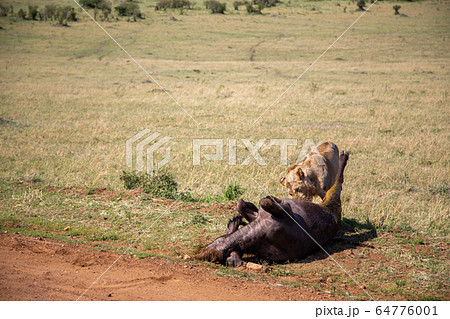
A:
[280,141,339,201]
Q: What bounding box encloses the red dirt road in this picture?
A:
[0,233,342,301]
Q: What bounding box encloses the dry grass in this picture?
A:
[0,0,449,235]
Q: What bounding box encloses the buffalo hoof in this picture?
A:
[226,215,243,235]
[226,251,245,267]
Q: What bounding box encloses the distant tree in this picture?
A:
[393,5,401,15]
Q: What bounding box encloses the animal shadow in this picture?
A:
[297,217,378,264]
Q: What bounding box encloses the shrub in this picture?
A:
[356,0,366,11]
[233,1,245,10]
[58,6,75,21]
[79,0,109,9]
[223,183,245,201]
[28,5,38,20]
[101,4,112,20]
[155,0,171,10]
[141,171,178,199]
[393,5,401,15]
[204,0,226,14]
[155,0,192,11]
[115,2,142,18]
[254,0,278,7]
[68,8,78,21]
[245,2,262,14]
[114,5,127,16]
[43,4,57,20]
[17,9,26,19]
[120,170,142,190]
[120,170,179,199]
[0,4,9,17]
[57,16,67,26]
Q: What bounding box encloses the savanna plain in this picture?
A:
[0,0,449,301]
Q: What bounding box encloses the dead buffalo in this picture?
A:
[194,150,349,266]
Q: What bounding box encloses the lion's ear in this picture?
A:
[296,168,304,179]
[280,177,286,187]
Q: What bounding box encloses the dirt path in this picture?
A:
[0,233,342,301]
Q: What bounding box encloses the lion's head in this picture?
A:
[280,166,315,201]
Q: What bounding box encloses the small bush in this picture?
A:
[155,0,192,11]
[101,6,112,21]
[79,0,109,9]
[233,1,245,10]
[156,0,171,10]
[17,9,26,19]
[245,3,263,14]
[28,5,38,20]
[205,1,226,14]
[0,4,9,17]
[43,4,56,20]
[254,0,278,8]
[120,170,179,199]
[51,6,76,26]
[58,6,76,21]
[223,183,245,201]
[120,170,143,190]
[356,0,366,11]
[68,8,78,22]
[141,171,178,199]
[114,5,127,16]
[393,5,401,15]
[115,2,142,18]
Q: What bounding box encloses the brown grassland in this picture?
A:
[0,0,449,300]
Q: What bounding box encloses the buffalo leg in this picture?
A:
[226,251,245,267]
[226,215,248,235]
[226,215,241,235]
[236,199,259,222]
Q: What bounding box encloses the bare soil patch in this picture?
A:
[0,233,343,301]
